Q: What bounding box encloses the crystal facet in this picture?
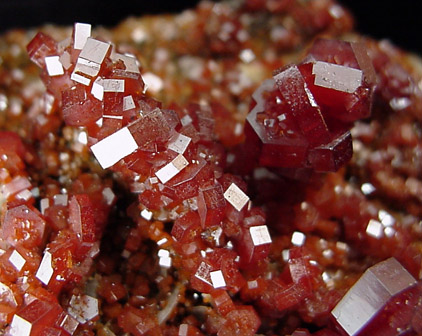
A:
[312,61,363,93]
[73,23,91,50]
[9,7,419,336]
[223,183,249,211]
[91,127,138,168]
[35,250,54,285]
[332,258,418,336]
[45,56,64,77]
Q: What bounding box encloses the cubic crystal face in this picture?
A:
[331,258,417,336]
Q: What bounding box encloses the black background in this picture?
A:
[0,0,420,55]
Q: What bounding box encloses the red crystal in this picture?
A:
[210,289,236,316]
[1,205,46,249]
[274,64,330,146]
[117,306,160,336]
[216,306,260,336]
[332,258,420,336]
[307,131,352,172]
[191,248,245,294]
[127,108,174,151]
[245,79,309,168]
[68,194,96,243]
[6,298,64,336]
[0,4,419,336]
[43,202,69,232]
[245,38,376,172]
[0,132,29,174]
[234,209,271,268]
[197,183,226,228]
[171,211,203,244]
[62,85,103,126]
[26,32,58,69]
[98,275,127,304]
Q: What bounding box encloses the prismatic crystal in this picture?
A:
[332,258,421,336]
[245,38,376,172]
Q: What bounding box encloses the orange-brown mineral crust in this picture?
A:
[0,1,422,336]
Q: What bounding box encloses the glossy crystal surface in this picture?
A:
[245,38,375,172]
[0,1,421,335]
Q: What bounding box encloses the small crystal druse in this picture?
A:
[1,1,422,335]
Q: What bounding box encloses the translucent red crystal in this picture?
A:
[332,258,421,336]
[5,298,66,336]
[216,305,260,336]
[245,38,375,172]
[26,33,59,69]
[117,306,160,336]
[1,205,46,249]
[68,194,96,243]
[274,64,331,146]
[1,3,421,335]
[62,85,103,126]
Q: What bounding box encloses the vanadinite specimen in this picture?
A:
[0,0,422,335]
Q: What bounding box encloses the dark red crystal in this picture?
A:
[245,38,376,172]
[1,3,421,335]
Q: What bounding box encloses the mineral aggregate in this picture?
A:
[0,1,422,335]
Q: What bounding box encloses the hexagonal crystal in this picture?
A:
[332,258,417,336]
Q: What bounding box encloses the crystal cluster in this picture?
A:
[0,0,422,335]
[2,22,274,336]
[0,133,111,335]
[246,39,376,172]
